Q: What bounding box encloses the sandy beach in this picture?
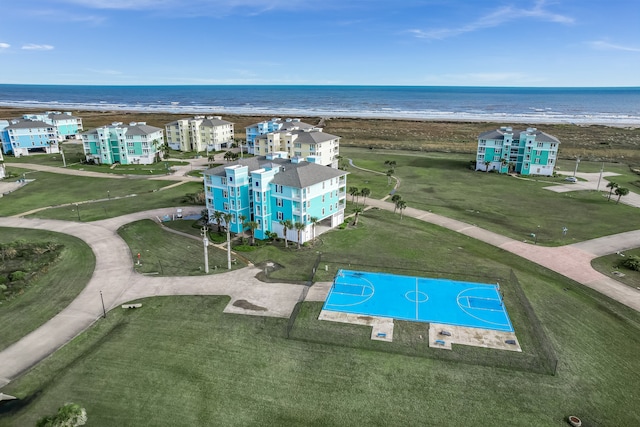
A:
[1,107,639,163]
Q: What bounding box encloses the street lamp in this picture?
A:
[573,157,580,177]
[530,233,537,245]
[75,203,81,221]
[107,190,110,200]
[201,226,209,273]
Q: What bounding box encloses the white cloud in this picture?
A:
[22,44,55,50]
[0,43,10,49]
[588,40,640,53]
[410,0,574,40]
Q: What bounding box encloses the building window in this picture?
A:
[277,212,283,220]
[223,203,229,210]
[256,206,261,214]
[322,195,325,203]
[223,190,228,198]
[322,208,325,215]
[275,185,283,193]
[221,177,227,185]
[256,192,261,202]
[257,220,261,230]
[255,181,259,187]
[276,198,283,207]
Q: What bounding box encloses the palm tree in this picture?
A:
[360,188,371,206]
[294,222,306,249]
[223,213,233,269]
[310,216,319,241]
[213,210,223,232]
[238,214,247,243]
[280,219,293,248]
[484,160,491,172]
[391,194,402,213]
[245,221,259,245]
[224,151,235,162]
[348,186,359,204]
[396,200,407,219]
[353,207,363,225]
[614,187,629,204]
[386,169,394,185]
[606,181,619,201]
[508,162,516,173]
[201,208,209,225]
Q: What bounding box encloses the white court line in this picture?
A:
[415,277,419,320]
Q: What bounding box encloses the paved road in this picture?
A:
[0,210,306,388]
[1,157,639,389]
[365,198,640,311]
[546,170,640,208]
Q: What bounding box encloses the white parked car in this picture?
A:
[564,177,578,183]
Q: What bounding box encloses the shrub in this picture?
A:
[620,255,640,272]
[9,271,26,281]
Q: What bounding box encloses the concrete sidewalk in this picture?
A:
[365,198,640,311]
[0,212,305,388]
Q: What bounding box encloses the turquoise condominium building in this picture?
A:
[0,119,59,157]
[204,152,347,244]
[21,112,83,140]
[81,122,164,165]
[245,118,316,154]
[0,111,82,157]
[476,127,560,176]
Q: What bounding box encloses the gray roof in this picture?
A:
[81,123,162,136]
[5,120,52,129]
[479,128,560,144]
[204,156,346,188]
[166,117,233,128]
[48,112,79,120]
[246,118,315,130]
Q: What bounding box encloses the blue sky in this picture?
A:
[1,0,639,86]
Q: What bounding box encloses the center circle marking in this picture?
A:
[405,290,429,303]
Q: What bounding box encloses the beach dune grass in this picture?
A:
[0,228,95,351]
[342,147,640,245]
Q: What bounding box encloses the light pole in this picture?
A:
[202,226,209,273]
[573,157,580,177]
[596,162,604,191]
[75,203,81,221]
[530,233,537,245]
[107,190,110,200]
[99,290,106,318]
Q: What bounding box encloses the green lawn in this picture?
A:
[591,248,640,289]
[118,219,245,275]
[0,228,95,351]
[342,147,640,245]
[27,182,203,222]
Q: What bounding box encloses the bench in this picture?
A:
[434,339,446,346]
[376,332,387,338]
[122,303,142,309]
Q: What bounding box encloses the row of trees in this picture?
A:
[208,210,319,249]
[606,181,630,204]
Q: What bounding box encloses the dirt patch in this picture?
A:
[232,299,267,311]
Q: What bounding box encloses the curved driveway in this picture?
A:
[0,209,306,388]
[1,160,639,389]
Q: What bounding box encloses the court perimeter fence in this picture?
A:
[287,253,558,376]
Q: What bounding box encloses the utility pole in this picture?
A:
[573,157,580,177]
[202,226,209,273]
[596,162,604,191]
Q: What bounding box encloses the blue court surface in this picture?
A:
[323,269,514,332]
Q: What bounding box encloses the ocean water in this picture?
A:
[0,84,639,126]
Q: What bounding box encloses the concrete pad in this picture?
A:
[428,323,521,352]
[305,282,332,302]
[319,310,395,342]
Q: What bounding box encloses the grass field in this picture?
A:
[118,219,245,275]
[591,248,640,289]
[342,147,640,245]
[0,228,95,352]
